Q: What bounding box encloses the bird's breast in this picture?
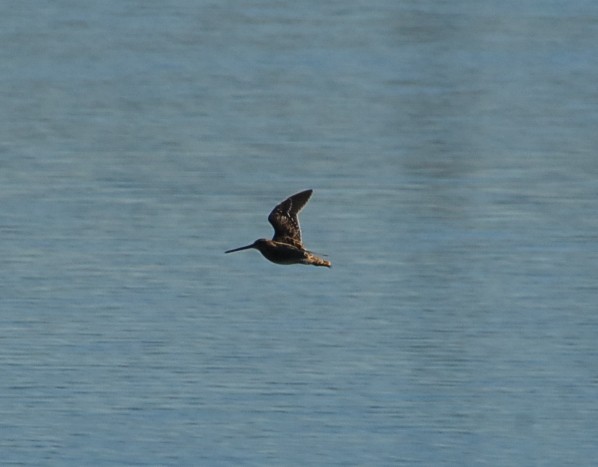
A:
[256,241,307,265]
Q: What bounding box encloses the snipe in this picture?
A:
[225,189,331,268]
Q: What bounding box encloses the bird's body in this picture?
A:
[225,190,331,268]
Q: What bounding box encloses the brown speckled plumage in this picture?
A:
[225,190,331,268]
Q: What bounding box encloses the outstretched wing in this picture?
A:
[268,189,313,248]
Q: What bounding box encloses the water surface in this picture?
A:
[1,1,598,465]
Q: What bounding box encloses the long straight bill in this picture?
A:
[225,244,254,254]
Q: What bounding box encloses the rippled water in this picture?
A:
[2,1,598,465]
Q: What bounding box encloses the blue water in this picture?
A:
[2,1,598,465]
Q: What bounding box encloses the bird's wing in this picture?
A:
[268,189,313,248]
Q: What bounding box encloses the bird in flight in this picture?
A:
[225,189,331,267]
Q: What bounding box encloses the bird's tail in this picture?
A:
[305,252,332,268]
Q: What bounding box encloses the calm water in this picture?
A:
[2,1,598,465]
